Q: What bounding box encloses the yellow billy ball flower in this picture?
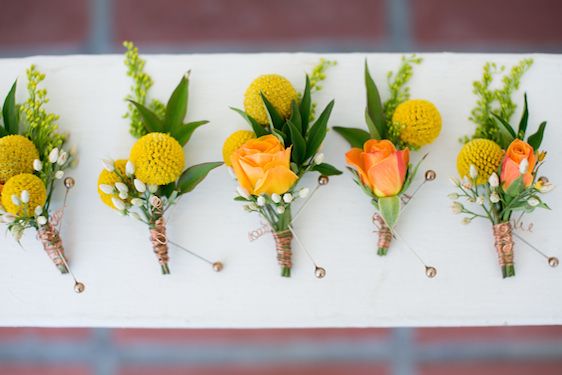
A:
[457,139,504,185]
[222,130,256,166]
[1,173,47,216]
[97,159,128,209]
[129,133,185,185]
[0,135,40,184]
[392,100,442,148]
[244,74,298,125]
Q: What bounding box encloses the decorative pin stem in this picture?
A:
[511,231,559,268]
[292,175,329,223]
[287,224,326,279]
[167,240,223,272]
[390,227,437,278]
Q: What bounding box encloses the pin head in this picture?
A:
[548,257,559,268]
[425,170,437,181]
[425,266,437,278]
[212,261,224,272]
[314,266,326,279]
[318,175,329,185]
[64,177,76,189]
[538,176,549,184]
[74,282,85,293]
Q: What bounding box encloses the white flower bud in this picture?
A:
[37,216,48,225]
[69,145,78,156]
[271,193,281,203]
[2,213,15,223]
[276,205,286,214]
[488,172,499,188]
[115,182,129,193]
[99,184,114,194]
[448,193,459,200]
[528,197,540,207]
[102,159,115,172]
[248,202,258,211]
[476,196,484,205]
[283,193,293,203]
[256,196,265,206]
[314,153,325,165]
[299,188,310,198]
[119,191,128,200]
[126,161,135,177]
[55,170,64,179]
[34,206,43,216]
[20,190,30,204]
[134,179,146,193]
[11,195,20,206]
[469,164,478,179]
[33,159,43,172]
[490,192,500,203]
[48,148,59,163]
[462,217,472,225]
[57,151,68,165]
[148,184,158,194]
[519,158,529,174]
[130,212,141,221]
[451,202,463,214]
[131,198,144,207]
[111,197,126,211]
[236,186,250,199]
[461,176,472,189]
[537,182,554,193]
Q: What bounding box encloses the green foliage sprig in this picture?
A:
[383,55,422,123]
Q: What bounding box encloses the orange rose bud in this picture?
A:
[346,139,409,197]
[500,139,536,191]
[231,134,298,196]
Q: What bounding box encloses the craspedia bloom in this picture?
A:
[244,74,298,125]
[97,159,128,209]
[392,100,442,148]
[0,135,40,184]
[457,139,504,184]
[222,130,256,166]
[1,173,46,215]
[129,133,185,185]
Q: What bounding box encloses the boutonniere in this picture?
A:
[0,65,84,292]
[334,56,441,277]
[223,60,342,278]
[97,42,223,274]
[451,58,558,278]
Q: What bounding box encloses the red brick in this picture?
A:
[412,0,562,46]
[114,0,385,44]
[0,366,90,375]
[0,0,89,47]
[113,328,389,344]
[119,364,389,375]
[416,326,562,343]
[420,362,562,375]
[0,328,91,342]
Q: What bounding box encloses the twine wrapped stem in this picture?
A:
[493,222,515,278]
[272,229,293,277]
[150,214,170,275]
[373,213,392,256]
[37,223,69,274]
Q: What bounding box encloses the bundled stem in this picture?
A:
[37,223,69,274]
[149,214,170,274]
[492,222,515,278]
[373,213,392,256]
[273,230,293,277]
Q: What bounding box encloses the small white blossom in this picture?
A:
[55,170,64,179]
[57,151,68,165]
[256,196,266,206]
[448,193,459,200]
[462,217,472,225]
[314,153,325,165]
[102,159,115,172]
[126,161,135,177]
[461,176,472,189]
[248,202,258,211]
[236,186,250,199]
[490,192,500,203]
[299,188,310,198]
[134,179,146,193]
[111,197,126,211]
[148,184,158,194]
[271,193,281,203]
[528,197,540,207]
[131,198,144,207]
[48,148,59,163]
[276,205,286,214]
[11,195,20,206]
[283,193,293,203]
[469,164,478,179]
[20,190,30,204]
[476,195,484,205]
[33,159,43,172]
[37,216,48,225]
[2,213,15,223]
[34,206,43,216]
[451,202,463,214]
[115,182,129,193]
[99,184,114,194]
[488,173,499,188]
[519,158,529,174]
[119,191,128,200]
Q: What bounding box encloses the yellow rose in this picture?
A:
[231,135,298,195]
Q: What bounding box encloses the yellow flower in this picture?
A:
[244,74,298,125]
[1,173,46,215]
[129,133,185,185]
[392,100,442,148]
[97,159,128,209]
[222,130,256,166]
[0,135,39,184]
[457,139,504,184]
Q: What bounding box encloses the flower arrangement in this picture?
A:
[450,59,558,278]
[0,66,83,292]
[223,60,342,278]
[97,42,223,274]
[334,56,441,277]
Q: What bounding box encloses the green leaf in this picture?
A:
[177,162,223,195]
[517,93,529,139]
[128,100,164,133]
[305,100,334,159]
[505,175,525,197]
[289,100,302,134]
[332,126,371,148]
[299,75,312,134]
[364,60,386,138]
[491,113,516,139]
[287,120,306,165]
[2,80,19,135]
[171,120,209,146]
[527,121,547,151]
[230,107,268,137]
[260,93,285,130]
[364,109,381,140]
[400,154,427,194]
[160,182,176,198]
[312,163,342,176]
[0,126,6,137]
[378,195,400,228]
[164,74,189,133]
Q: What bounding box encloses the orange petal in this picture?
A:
[346,148,371,189]
[369,153,404,197]
[500,157,520,191]
[231,152,254,194]
[254,166,298,195]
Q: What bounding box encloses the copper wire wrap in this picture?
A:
[37,223,69,274]
[273,230,293,269]
[373,214,392,255]
[149,197,170,273]
[493,222,515,268]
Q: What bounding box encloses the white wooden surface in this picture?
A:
[0,53,560,328]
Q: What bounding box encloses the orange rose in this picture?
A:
[231,134,298,196]
[500,139,536,190]
[346,139,409,197]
